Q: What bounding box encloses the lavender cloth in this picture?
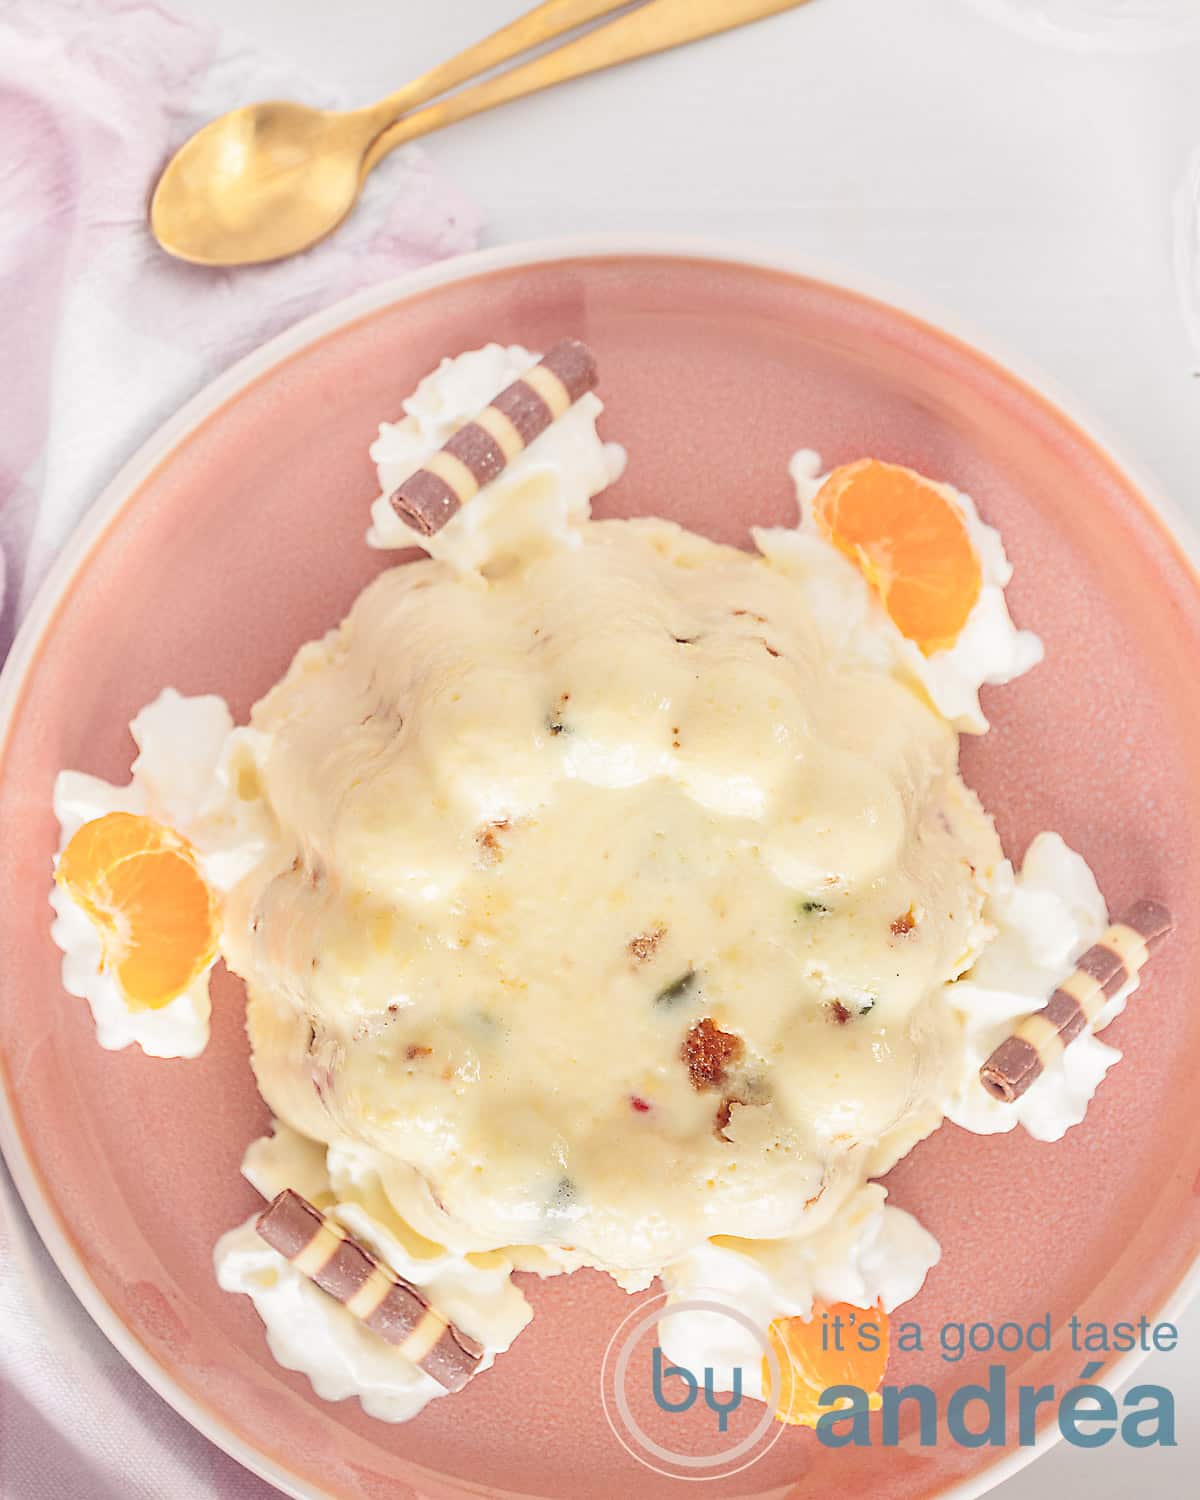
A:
[0,1,481,1492]
[0,0,482,661]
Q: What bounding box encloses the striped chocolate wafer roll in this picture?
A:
[256,1189,484,1391]
[389,338,599,536]
[980,899,1173,1103]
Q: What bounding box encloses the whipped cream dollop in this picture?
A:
[754,451,1043,734]
[367,343,626,575]
[659,1184,940,1401]
[944,831,1131,1142]
[49,690,271,1057]
[215,1121,533,1424]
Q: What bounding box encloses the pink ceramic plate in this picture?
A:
[1,240,1198,1500]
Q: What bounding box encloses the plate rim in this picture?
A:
[1,231,1197,1500]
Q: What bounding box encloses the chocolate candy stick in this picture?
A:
[256,1188,483,1391]
[389,338,599,536]
[979,899,1173,1103]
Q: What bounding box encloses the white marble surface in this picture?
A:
[166,1,1199,1495]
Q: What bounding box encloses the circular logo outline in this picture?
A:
[599,1290,792,1480]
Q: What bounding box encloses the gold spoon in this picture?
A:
[151,0,813,268]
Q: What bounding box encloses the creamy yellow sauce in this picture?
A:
[221,517,1000,1271]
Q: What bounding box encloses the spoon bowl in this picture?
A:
[150,102,377,266]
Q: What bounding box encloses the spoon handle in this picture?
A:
[362,0,813,173]
[368,0,635,132]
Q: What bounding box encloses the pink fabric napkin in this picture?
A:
[0,0,481,1492]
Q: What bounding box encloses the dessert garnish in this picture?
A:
[980,898,1173,1102]
[55,811,215,1010]
[257,1188,484,1391]
[389,338,599,536]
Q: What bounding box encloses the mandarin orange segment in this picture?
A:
[763,1303,890,1427]
[56,811,216,1011]
[812,459,982,655]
